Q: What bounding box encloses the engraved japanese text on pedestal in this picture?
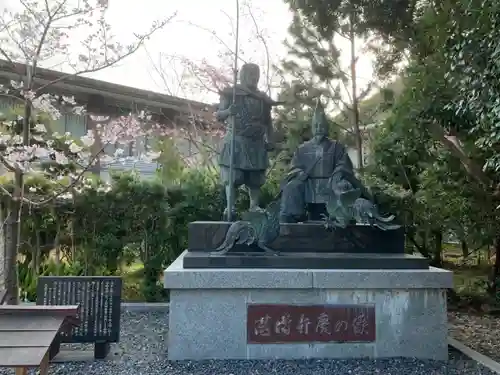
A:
[247,304,375,343]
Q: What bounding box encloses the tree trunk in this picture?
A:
[490,235,500,296]
[4,191,21,305]
[5,90,32,304]
[54,221,61,275]
[34,230,41,273]
[431,230,443,267]
[408,232,430,258]
[461,239,468,258]
[349,13,363,170]
[0,202,5,292]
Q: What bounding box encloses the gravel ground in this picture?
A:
[449,310,500,362]
[0,311,497,375]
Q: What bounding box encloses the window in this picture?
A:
[50,113,87,137]
[65,113,87,137]
[0,97,13,111]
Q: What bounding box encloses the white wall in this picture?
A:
[347,147,361,169]
[100,134,222,182]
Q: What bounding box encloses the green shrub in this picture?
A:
[13,167,282,302]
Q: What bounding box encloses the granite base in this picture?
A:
[164,251,453,361]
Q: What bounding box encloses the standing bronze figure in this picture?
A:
[216,63,277,220]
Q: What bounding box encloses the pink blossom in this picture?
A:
[10,81,23,90]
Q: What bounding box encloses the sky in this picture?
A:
[2,0,374,105]
[89,0,294,103]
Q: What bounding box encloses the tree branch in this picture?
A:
[427,120,491,187]
[245,2,271,94]
[35,14,176,93]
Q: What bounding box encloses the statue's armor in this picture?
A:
[218,88,271,171]
[291,138,342,204]
[279,97,381,224]
[297,140,338,178]
[237,95,266,135]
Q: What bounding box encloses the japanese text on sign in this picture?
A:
[247,304,375,343]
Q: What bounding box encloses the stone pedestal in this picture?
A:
[164,251,453,361]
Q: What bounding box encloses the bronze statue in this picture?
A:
[279,99,369,223]
[211,199,281,256]
[278,98,393,228]
[322,164,400,230]
[199,98,400,257]
[215,63,277,219]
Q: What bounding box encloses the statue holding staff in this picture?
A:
[215,63,278,220]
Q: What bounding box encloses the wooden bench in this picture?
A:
[0,305,79,375]
[36,276,122,360]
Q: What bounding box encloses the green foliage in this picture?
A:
[278,8,361,123]
[286,0,421,77]
[274,84,316,164]
[277,0,405,171]
[274,9,357,164]
[363,0,500,271]
[18,257,92,302]
[13,167,281,302]
[154,137,185,185]
[12,172,172,302]
[439,0,500,174]
[276,0,500,302]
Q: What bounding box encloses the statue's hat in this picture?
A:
[312,97,328,125]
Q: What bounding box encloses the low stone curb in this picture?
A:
[449,337,500,374]
[20,301,170,312]
[120,302,169,312]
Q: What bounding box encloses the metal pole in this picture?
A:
[226,0,240,221]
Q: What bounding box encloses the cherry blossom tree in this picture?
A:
[0,0,173,304]
[145,0,282,170]
[174,1,280,97]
